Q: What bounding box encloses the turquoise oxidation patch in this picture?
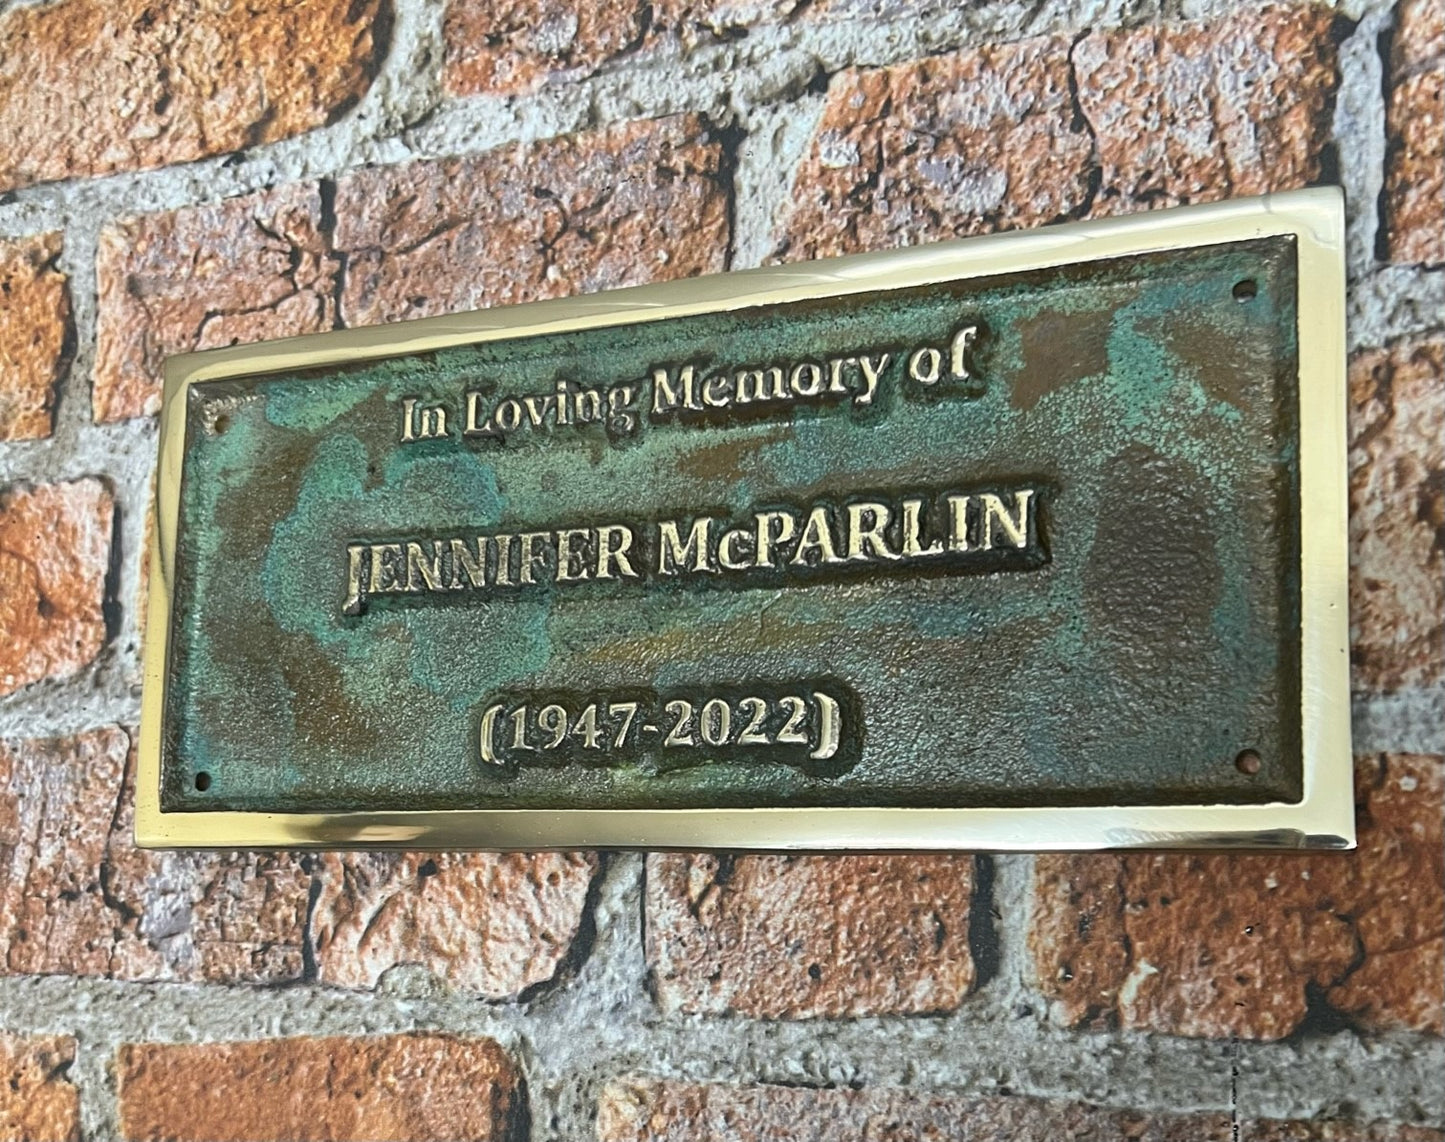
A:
[161,238,1301,813]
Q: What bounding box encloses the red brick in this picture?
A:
[334,114,729,328]
[95,118,728,419]
[777,36,1094,259]
[94,181,335,422]
[1323,757,1445,1031]
[1398,0,1445,67]
[598,1083,1444,1142]
[598,1082,1236,1141]
[1072,4,1342,217]
[0,1034,80,1142]
[1394,0,1445,70]
[778,5,1339,258]
[1248,1124,1445,1142]
[0,478,111,697]
[1029,754,1444,1040]
[1385,0,1444,264]
[117,1034,521,1142]
[310,850,598,996]
[443,2,793,96]
[645,854,974,1018]
[0,0,386,192]
[1349,336,1444,691]
[0,727,310,983]
[0,726,602,994]
[444,0,658,96]
[0,233,69,442]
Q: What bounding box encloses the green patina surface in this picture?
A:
[162,237,1302,812]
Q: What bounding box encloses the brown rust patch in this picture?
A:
[1144,238,1294,413]
[282,639,389,758]
[674,426,793,482]
[1014,308,1114,411]
[1150,312,1252,411]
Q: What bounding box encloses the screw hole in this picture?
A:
[1235,750,1262,776]
[212,413,231,435]
[1232,279,1257,302]
[194,771,212,792]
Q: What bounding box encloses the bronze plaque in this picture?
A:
[137,189,1353,850]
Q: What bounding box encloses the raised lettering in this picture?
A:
[556,528,592,582]
[596,524,638,580]
[449,537,486,589]
[791,505,843,567]
[981,490,1033,549]
[845,502,900,562]
[754,509,797,568]
[657,518,716,575]
[901,499,944,558]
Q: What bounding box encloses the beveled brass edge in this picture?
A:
[136,187,1355,851]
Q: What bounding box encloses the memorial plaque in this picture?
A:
[136,189,1353,850]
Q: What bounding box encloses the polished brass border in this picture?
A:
[136,187,1353,851]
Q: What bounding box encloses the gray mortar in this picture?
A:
[0,0,1440,1138]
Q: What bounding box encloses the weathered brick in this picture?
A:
[0,725,598,993]
[117,1034,521,1142]
[777,36,1094,259]
[645,854,974,1018]
[1029,754,1444,1040]
[0,1034,80,1142]
[1349,336,1444,691]
[1072,4,1342,217]
[334,114,729,327]
[598,1082,1230,1142]
[1,727,132,977]
[778,5,1339,258]
[1248,1124,1445,1142]
[94,118,727,419]
[598,1083,1444,1142]
[1320,757,1445,1032]
[443,2,795,96]
[310,850,598,996]
[0,479,112,697]
[0,727,310,983]
[93,181,335,422]
[1385,0,1444,264]
[1396,0,1445,69]
[0,233,69,442]
[0,0,386,192]
[444,0,659,96]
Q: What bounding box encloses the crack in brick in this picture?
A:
[330,114,729,330]
[308,852,599,997]
[0,481,111,697]
[647,854,976,1019]
[778,5,1342,257]
[1031,755,1444,1040]
[95,182,337,420]
[1,727,312,985]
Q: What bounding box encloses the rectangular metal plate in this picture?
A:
[137,189,1353,850]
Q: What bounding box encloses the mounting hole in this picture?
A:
[1232,278,1258,303]
[194,771,212,792]
[1234,749,1262,776]
[212,413,231,435]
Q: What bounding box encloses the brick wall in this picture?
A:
[0,0,1439,1138]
